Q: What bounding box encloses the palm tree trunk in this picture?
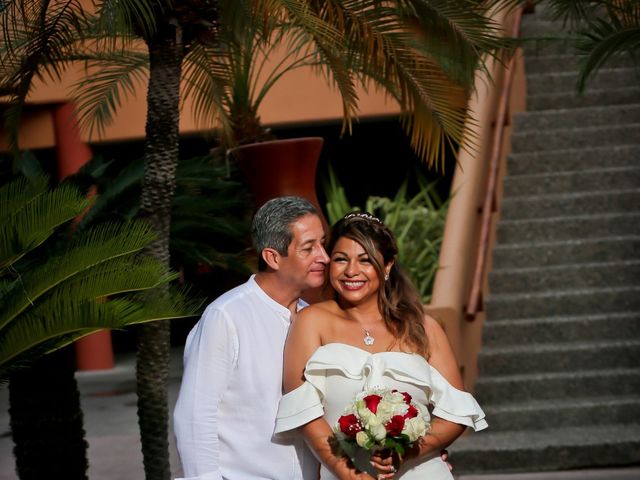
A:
[136,22,184,480]
[9,347,88,480]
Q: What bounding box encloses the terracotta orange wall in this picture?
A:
[3,43,400,151]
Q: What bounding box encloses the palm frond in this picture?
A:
[71,50,149,138]
[544,0,603,26]
[181,42,235,137]
[409,0,509,84]
[264,0,506,165]
[76,157,145,228]
[56,256,177,300]
[1,221,156,330]
[0,287,199,380]
[0,0,88,150]
[0,175,91,271]
[574,11,640,91]
[93,0,166,42]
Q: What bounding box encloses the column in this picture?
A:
[52,102,115,371]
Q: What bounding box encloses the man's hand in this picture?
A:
[441,449,453,471]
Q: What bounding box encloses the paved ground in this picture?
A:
[1,350,639,480]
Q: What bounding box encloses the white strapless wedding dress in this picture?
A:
[275,343,487,480]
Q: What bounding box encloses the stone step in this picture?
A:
[492,235,640,269]
[524,54,580,74]
[503,166,640,196]
[482,312,640,347]
[496,212,640,244]
[500,189,640,220]
[486,285,640,320]
[482,396,640,431]
[527,85,640,110]
[511,124,640,153]
[524,53,637,75]
[521,19,571,37]
[489,260,640,294]
[513,104,640,131]
[450,423,640,473]
[474,368,640,405]
[506,145,640,176]
[527,68,639,95]
[479,339,640,375]
[519,20,574,55]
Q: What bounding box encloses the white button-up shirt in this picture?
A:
[173,275,317,480]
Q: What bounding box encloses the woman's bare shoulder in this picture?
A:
[299,299,341,318]
[423,314,450,350]
[423,314,445,334]
[295,301,345,337]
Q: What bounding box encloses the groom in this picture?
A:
[173,196,329,479]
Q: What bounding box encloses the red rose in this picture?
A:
[338,414,362,438]
[404,405,418,419]
[385,415,405,436]
[400,391,412,404]
[363,394,382,413]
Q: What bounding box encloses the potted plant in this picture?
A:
[180,4,509,216]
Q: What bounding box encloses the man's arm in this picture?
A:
[173,306,238,480]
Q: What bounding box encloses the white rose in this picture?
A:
[362,411,382,430]
[386,391,407,406]
[370,422,387,442]
[356,431,370,448]
[403,416,428,442]
[358,407,375,426]
[375,400,396,423]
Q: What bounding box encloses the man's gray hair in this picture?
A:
[252,196,319,269]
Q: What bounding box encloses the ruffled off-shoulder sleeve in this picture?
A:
[274,381,324,434]
[275,349,342,434]
[422,366,488,431]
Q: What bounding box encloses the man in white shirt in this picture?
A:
[173,196,329,480]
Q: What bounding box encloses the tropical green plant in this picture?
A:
[324,166,448,303]
[0,1,515,476]
[541,0,639,91]
[0,172,200,477]
[73,154,252,273]
[0,173,198,380]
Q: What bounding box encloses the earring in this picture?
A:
[384,273,389,281]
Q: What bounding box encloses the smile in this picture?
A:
[342,281,365,289]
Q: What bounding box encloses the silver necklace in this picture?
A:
[363,329,375,346]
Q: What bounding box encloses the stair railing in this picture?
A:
[466,7,525,321]
[427,5,526,390]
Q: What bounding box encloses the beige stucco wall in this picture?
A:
[2,43,400,151]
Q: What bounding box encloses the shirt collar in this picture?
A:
[248,274,293,322]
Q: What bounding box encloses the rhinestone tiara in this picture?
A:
[343,212,382,224]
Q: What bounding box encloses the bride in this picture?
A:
[275,212,487,479]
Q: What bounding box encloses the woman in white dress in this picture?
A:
[275,212,487,479]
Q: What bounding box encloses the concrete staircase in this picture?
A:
[450,7,640,474]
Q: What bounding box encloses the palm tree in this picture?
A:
[0,172,199,477]
[1,1,515,477]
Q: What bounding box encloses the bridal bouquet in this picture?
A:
[333,388,430,472]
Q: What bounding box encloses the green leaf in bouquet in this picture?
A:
[334,435,376,476]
